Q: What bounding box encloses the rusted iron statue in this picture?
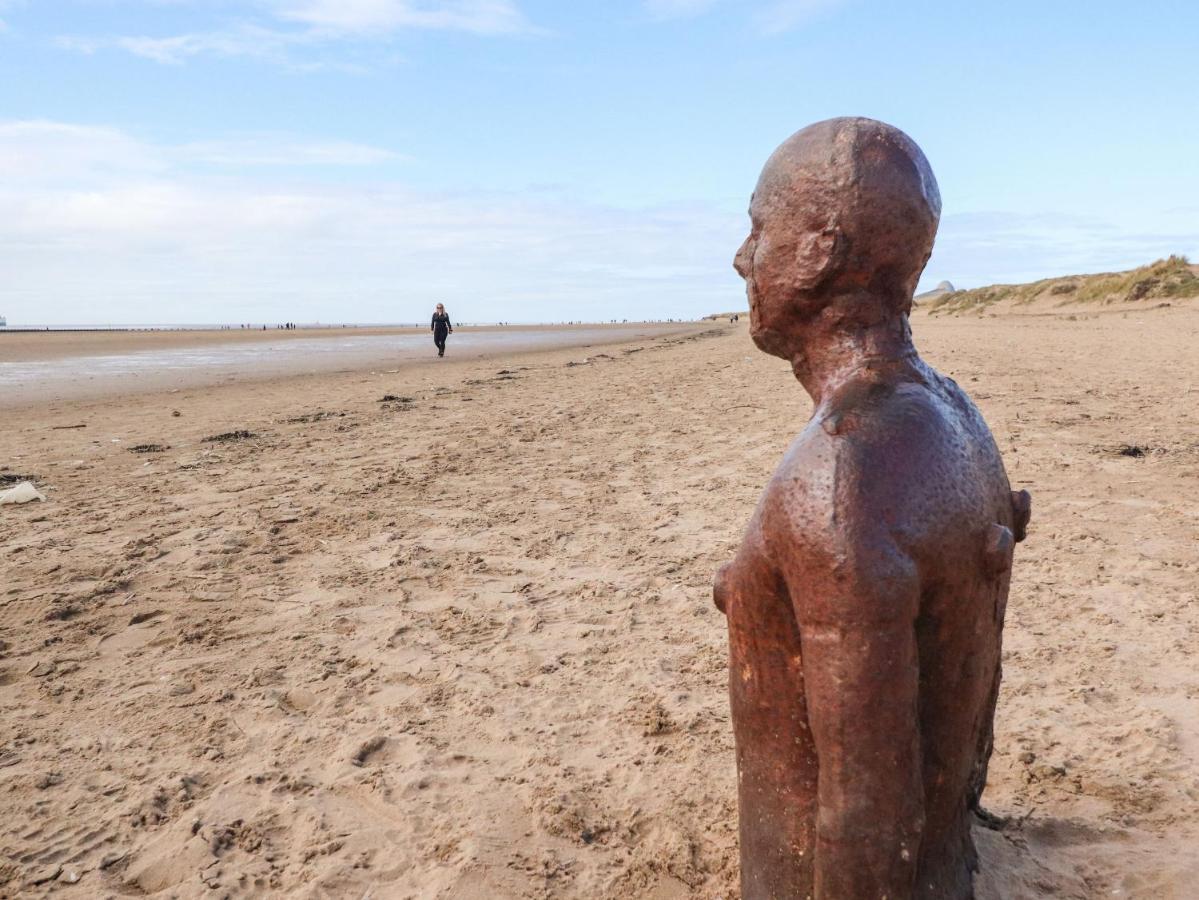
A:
[715,117,1031,899]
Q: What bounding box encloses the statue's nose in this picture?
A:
[734,237,754,278]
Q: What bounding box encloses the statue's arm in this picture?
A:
[785,532,924,897]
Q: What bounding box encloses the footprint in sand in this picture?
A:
[274,686,318,715]
[96,610,169,655]
[350,736,388,767]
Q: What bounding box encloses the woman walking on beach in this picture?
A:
[431,303,453,357]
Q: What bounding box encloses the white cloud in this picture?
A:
[274,0,536,35]
[55,0,539,67]
[0,121,401,179]
[177,138,404,167]
[0,120,166,183]
[0,119,745,325]
[57,24,314,66]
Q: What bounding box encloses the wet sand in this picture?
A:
[0,324,696,408]
[0,326,423,363]
[2,310,1198,897]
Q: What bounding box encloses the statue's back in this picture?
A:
[804,369,1020,896]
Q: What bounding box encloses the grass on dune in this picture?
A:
[928,255,1199,315]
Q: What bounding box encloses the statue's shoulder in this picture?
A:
[760,421,841,545]
[824,373,981,467]
[759,417,922,611]
[770,376,942,480]
[763,376,964,544]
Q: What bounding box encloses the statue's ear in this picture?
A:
[790,226,844,291]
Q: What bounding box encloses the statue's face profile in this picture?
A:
[734,184,839,361]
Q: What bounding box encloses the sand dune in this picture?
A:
[2,309,1198,897]
[927,256,1199,317]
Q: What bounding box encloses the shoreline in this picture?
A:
[0,322,699,363]
[0,322,706,410]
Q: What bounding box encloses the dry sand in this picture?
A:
[2,309,1198,898]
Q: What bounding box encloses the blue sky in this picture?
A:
[1,0,1196,325]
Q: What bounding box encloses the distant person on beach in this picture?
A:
[431,303,453,357]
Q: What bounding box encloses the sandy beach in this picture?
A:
[2,309,1198,898]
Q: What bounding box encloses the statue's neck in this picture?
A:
[789,307,920,406]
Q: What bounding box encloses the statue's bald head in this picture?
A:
[734,117,941,359]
